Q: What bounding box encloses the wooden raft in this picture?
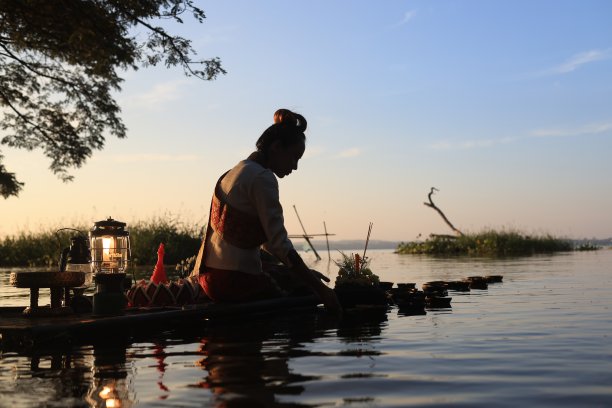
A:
[0,295,320,349]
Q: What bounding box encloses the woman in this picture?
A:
[192,108,341,314]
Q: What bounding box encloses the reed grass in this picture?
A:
[575,242,600,251]
[0,215,204,268]
[396,229,573,256]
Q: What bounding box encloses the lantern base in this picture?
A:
[92,273,127,316]
[92,292,127,316]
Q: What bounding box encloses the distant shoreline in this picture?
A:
[296,238,612,252]
[294,240,399,251]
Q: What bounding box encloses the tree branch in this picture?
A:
[115,8,224,80]
[0,88,61,152]
[424,187,464,236]
[0,43,79,88]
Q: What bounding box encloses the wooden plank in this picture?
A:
[0,295,320,348]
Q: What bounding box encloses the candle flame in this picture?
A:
[99,386,112,398]
[102,238,112,255]
[106,398,122,407]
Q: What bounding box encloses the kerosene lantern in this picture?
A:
[90,217,131,315]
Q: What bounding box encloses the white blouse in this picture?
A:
[204,160,294,274]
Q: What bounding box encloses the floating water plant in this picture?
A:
[396,229,573,256]
[334,252,380,288]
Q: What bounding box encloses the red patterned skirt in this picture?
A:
[198,266,283,303]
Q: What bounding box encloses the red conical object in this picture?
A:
[151,243,168,284]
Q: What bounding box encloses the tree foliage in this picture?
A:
[0,0,225,198]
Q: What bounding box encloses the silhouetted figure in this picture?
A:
[192,109,340,315]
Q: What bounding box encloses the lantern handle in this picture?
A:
[55,228,89,272]
[55,227,87,236]
[55,228,88,247]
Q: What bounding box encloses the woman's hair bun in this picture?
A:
[255,108,308,153]
[273,108,307,133]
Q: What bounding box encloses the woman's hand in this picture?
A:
[287,250,341,317]
[318,286,342,318]
[310,269,330,283]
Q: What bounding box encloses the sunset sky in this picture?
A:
[2,0,611,242]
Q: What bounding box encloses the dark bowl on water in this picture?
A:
[464,276,488,289]
[421,281,448,293]
[397,283,416,291]
[446,280,471,291]
[378,281,394,291]
[425,296,452,308]
[334,284,388,308]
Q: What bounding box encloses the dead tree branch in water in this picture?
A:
[424,187,464,237]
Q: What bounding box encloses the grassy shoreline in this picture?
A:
[395,230,575,256]
[0,216,203,268]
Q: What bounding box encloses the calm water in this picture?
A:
[1,249,611,407]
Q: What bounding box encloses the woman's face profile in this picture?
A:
[268,140,305,178]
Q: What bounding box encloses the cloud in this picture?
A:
[111,153,198,163]
[429,137,517,150]
[545,49,612,75]
[124,80,187,109]
[303,146,324,159]
[336,147,363,158]
[391,10,417,28]
[428,120,612,150]
[531,122,612,137]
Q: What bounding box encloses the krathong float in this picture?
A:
[333,251,388,309]
[126,243,205,308]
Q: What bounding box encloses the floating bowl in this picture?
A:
[390,289,425,307]
[396,283,416,291]
[421,281,449,296]
[421,281,447,290]
[397,305,427,316]
[446,280,471,291]
[334,284,388,308]
[425,296,452,308]
[378,281,394,291]
[464,276,488,290]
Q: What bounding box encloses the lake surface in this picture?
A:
[1,249,611,407]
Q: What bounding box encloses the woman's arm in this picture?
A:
[250,172,293,263]
[250,170,341,316]
[287,249,342,316]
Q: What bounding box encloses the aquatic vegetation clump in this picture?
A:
[334,252,380,287]
[396,229,573,256]
[574,242,600,251]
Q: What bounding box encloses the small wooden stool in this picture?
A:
[9,271,85,316]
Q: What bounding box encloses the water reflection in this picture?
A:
[0,341,135,408]
[193,314,319,407]
[26,348,93,403]
[191,309,389,407]
[86,342,134,408]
